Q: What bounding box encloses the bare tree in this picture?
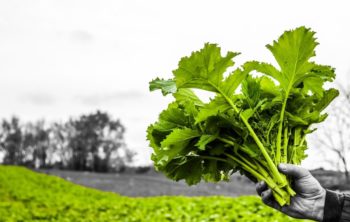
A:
[21,121,49,168]
[67,110,132,172]
[317,83,350,181]
[47,122,72,168]
[0,117,24,165]
[0,111,133,171]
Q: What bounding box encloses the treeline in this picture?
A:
[0,111,133,172]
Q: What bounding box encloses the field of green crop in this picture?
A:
[0,166,310,222]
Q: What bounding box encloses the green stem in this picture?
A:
[198,123,205,133]
[219,138,270,175]
[299,135,306,146]
[206,81,287,187]
[276,95,288,164]
[255,158,269,170]
[286,185,296,196]
[214,87,285,187]
[240,116,286,186]
[294,127,301,145]
[220,136,295,197]
[282,126,289,163]
[253,160,292,200]
[225,153,264,183]
[218,137,259,171]
[236,152,259,171]
[291,127,302,164]
[225,153,287,206]
[253,160,269,178]
[201,152,294,200]
[218,137,235,146]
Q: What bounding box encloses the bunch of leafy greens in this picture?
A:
[147,27,338,206]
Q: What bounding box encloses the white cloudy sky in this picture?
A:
[0,0,349,168]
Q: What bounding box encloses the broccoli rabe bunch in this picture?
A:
[147,27,338,206]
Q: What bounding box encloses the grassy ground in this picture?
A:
[310,168,350,191]
[37,168,256,197]
[0,165,310,222]
[37,167,350,198]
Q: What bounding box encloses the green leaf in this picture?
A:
[147,124,166,150]
[311,65,336,81]
[285,112,308,125]
[195,96,231,124]
[220,67,249,96]
[296,64,336,86]
[164,157,203,185]
[266,26,318,91]
[315,88,339,112]
[260,76,280,97]
[302,76,324,97]
[147,102,192,150]
[266,113,280,142]
[173,43,240,92]
[207,143,226,156]
[242,75,261,108]
[244,61,285,88]
[161,128,200,148]
[195,135,217,150]
[301,111,328,124]
[173,88,204,106]
[152,143,186,167]
[241,109,254,120]
[153,102,189,132]
[291,145,307,164]
[182,101,199,125]
[260,97,281,111]
[149,78,177,96]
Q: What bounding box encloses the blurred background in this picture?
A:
[0,0,349,221]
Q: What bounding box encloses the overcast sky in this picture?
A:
[0,0,349,167]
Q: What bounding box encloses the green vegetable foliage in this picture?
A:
[0,166,311,222]
[147,27,338,206]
